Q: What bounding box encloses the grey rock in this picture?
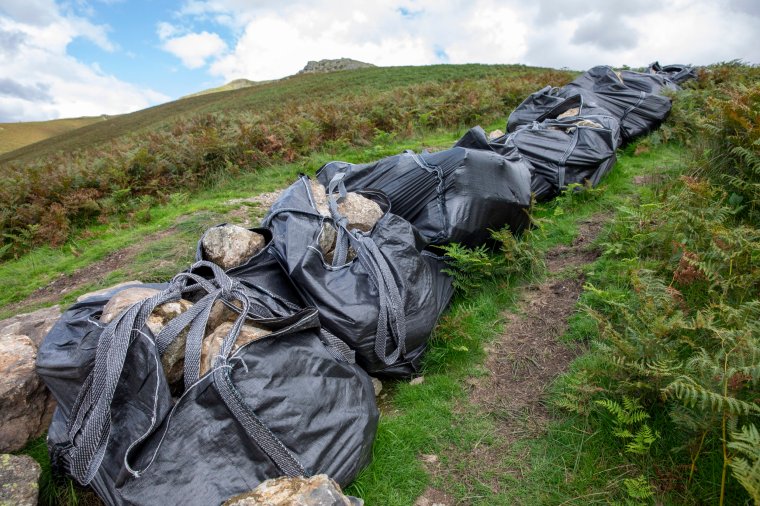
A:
[0,334,55,452]
[297,58,375,75]
[200,322,271,376]
[488,129,504,140]
[0,454,41,506]
[410,376,425,386]
[101,288,193,385]
[336,193,383,234]
[224,474,362,506]
[0,305,61,349]
[557,107,580,119]
[206,299,244,333]
[371,377,383,396]
[202,225,266,271]
[100,287,161,324]
[76,280,143,302]
[148,299,193,385]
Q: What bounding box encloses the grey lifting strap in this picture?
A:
[326,174,408,366]
[65,261,308,484]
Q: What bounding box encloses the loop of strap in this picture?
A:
[325,174,408,365]
[64,261,308,484]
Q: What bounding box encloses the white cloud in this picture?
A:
[167,0,760,83]
[0,2,167,121]
[161,30,228,69]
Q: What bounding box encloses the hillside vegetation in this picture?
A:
[0,64,571,259]
[0,116,105,155]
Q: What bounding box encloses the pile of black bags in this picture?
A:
[36,62,694,505]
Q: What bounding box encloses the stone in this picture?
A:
[573,119,603,129]
[336,193,383,234]
[0,334,55,452]
[371,377,383,396]
[76,280,143,302]
[309,180,331,216]
[207,299,244,333]
[0,454,41,506]
[224,474,362,506]
[101,287,193,385]
[146,299,194,385]
[200,322,271,376]
[557,107,580,119]
[410,376,425,386]
[202,225,266,271]
[100,287,161,324]
[0,305,61,349]
[488,129,505,140]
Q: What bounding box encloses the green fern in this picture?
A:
[728,424,760,504]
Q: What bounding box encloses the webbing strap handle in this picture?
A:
[325,173,408,366]
[64,261,306,484]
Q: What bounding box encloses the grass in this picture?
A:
[343,142,691,505]
[0,116,104,155]
[0,127,463,317]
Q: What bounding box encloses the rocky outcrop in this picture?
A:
[0,454,41,506]
[297,58,375,75]
[224,474,363,506]
[202,225,266,271]
[0,334,55,452]
[200,322,271,376]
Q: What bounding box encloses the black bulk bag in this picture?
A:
[457,111,619,202]
[557,65,673,140]
[507,66,672,141]
[647,61,697,85]
[316,146,532,247]
[195,225,305,315]
[507,88,618,138]
[262,176,454,377]
[37,263,378,506]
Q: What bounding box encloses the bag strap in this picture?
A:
[64,261,308,484]
[325,174,408,366]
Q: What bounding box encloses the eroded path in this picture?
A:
[416,214,610,505]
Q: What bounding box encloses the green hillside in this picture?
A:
[0,116,105,155]
[0,64,573,258]
[5,62,758,506]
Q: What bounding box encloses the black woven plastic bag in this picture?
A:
[457,109,619,202]
[262,175,454,377]
[37,263,378,506]
[507,66,672,141]
[195,225,305,316]
[316,146,532,247]
[647,61,697,85]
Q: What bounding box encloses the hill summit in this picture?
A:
[297,58,375,74]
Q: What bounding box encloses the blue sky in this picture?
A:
[1,0,759,122]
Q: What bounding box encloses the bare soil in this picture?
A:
[418,213,609,504]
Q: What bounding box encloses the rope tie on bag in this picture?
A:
[64,261,306,484]
[326,174,408,366]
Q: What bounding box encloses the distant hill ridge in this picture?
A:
[297,58,375,74]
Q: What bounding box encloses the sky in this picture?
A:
[1,0,758,122]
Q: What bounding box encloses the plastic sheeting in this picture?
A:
[37,267,378,506]
[457,109,620,201]
[262,176,454,377]
[316,146,533,246]
[507,66,673,141]
[648,61,698,85]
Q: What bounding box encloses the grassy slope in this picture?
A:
[0,116,104,154]
[0,64,550,164]
[10,120,695,505]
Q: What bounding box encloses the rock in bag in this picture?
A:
[262,175,454,377]
[36,263,378,505]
